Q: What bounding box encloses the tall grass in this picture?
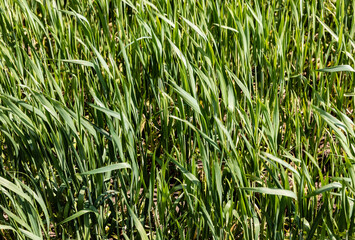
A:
[0,0,355,239]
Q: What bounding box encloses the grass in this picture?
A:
[0,0,355,239]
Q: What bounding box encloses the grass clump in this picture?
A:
[0,0,355,239]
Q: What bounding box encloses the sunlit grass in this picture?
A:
[0,0,355,239]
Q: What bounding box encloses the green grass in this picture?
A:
[0,0,355,239]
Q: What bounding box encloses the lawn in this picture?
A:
[0,0,355,239]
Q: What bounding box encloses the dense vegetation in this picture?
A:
[1,0,355,239]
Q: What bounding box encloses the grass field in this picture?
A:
[1,0,355,239]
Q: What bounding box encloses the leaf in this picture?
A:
[0,207,31,231]
[226,67,252,104]
[0,177,32,203]
[317,65,355,73]
[16,179,51,235]
[170,82,201,115]
[0,225,41,240]
[88,103,121,120]
[200,201,217,238]
[316,16,339,42]
[313,106,347,138]
[246,2,263,28]
[168,38,187,68]
[170,115,219,150]
[52,101,77,133]
[228,84,235,112]
[59,210,94,224]
[0,225,15,231]
[87,41,113,78]
[59,9,90,26]
[60,59,94,67]
[213,23,238,33]
[81,163,131,175]
[165,150,200,187]
[181,16,207,40]
[0,97,35,132]
[156,14,175,28]
[261,152,300,178]
[306,182,343,198]
[125,201,149,240]
[214,161,222,205]
[242,187,297,200]
[19,228,42,240]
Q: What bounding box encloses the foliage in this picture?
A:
[0,0,355,239]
